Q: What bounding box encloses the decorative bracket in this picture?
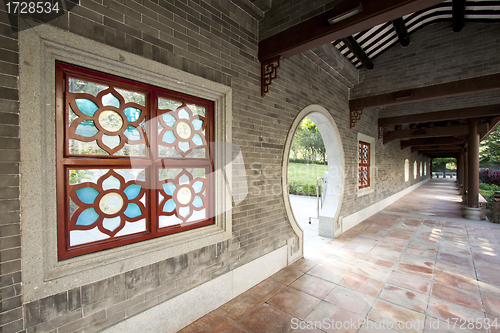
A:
[261,55,283,97]
[378,126,388,139]
[350,109,363,128]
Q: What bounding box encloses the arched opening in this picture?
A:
[282,105,345,260]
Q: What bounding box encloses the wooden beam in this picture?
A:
[341,36,374,69]
[351,73,500,111]
[384,123,489,142]
[392,17,410,47]
[411,145,463,153]
[400,137,465,149]
[379,104,500,127]
[258,0,445,62]
[452,0,466,32]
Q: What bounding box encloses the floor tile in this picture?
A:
[437,253,474,269]
[399,254,435,269]
[434,261,476,280]
[290,259,318,273]
[483,296,500,317]
[478,281,500,299]
[221,325,249,333]
[476,264,500,285]
[307,263,349,284]
[178,309,234,333]
[378,285,429,313]
[368,300,425,333]
[267,287,321,320]
[432,270,479,293]
[396,263,433,279]
[402,248,436,260]
[323,285,375,317]
[290,274,335,299]
[247,278,287,302]
[219,292,264,321]
[304,301,363,333]
[360,254,397,269]
[351,262,392,282]
[271,266,304,285]
[485,314,500,333]
[386,271,432,294]
[424,316,484,333]
[238,304,294,333]
[321,255,356,271]
[426,296,485,324]
[431,282,482,310]
[339,272,384,297]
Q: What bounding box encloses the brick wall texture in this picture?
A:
[4,1,498,332]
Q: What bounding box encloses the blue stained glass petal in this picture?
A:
[102,217,121,232]
[124,184,141,200]
[75,120,99,137]
[192,118,203,130]
[75,187,99,204]
[163,130,176,144]
[192,134,203,146]
[179,109,190,119]
[124,203,142,218]
[162,113,176,127]
[102,93,121,108]
[163,199,176,212]
[124,107,141,122]
[179,141,190,152]
[76,208,99,226]
[192,181,204,193]
[162,183,177,196]
[75,99,99,116]
[124,126,141,141]
[193,196,203,208]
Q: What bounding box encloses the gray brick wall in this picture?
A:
[0,1,448,332]
[0,5,23,333]
[259,0,341,40]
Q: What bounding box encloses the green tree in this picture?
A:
[290,117,327,163]
[480,125,500,166]
[432,157,456,170]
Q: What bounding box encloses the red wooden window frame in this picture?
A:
[56,62,214,260]
[358,141,370,189]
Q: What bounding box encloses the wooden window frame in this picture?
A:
[56,62,215,259]
[358,140,371,189]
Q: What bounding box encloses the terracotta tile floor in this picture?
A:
[179,179,500,333]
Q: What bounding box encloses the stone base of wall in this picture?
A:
[338,178,429,236]
[103,246,288,333]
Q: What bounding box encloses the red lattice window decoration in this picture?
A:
[56,62,214,259]
[359,141,370,189]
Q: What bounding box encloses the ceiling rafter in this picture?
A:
[350,73,500,111]
[383,123,489,143]
[258,0,446,62]
[392,17,410,47]
[452,0,466,32]
[341,36,374,69]
[400,137,466,149]
[379,104,500,127]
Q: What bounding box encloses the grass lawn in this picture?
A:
[288,163,328,186]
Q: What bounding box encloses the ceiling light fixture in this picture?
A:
[327,1,363,25]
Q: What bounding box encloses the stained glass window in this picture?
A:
[359,141,370,189]
[56,63,214,259]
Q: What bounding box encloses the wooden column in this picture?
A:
[467,119,480,208]
[458,151,465,194]
[464,149,468,196]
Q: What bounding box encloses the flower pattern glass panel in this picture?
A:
[158,97,208,158]
[359,141,370,189]
[67,77,147,156]
[68,168,147,247]
[57,63,214,259]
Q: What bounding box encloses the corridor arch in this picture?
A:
[282,105,345,262]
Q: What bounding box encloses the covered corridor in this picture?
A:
[179,178,500,333]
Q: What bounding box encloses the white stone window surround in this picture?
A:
[405,159,410,182]
[414,160,418,179]
[19,19,233,302]
[357,133,376,197]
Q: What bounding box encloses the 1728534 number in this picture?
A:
[6,1,60,14]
